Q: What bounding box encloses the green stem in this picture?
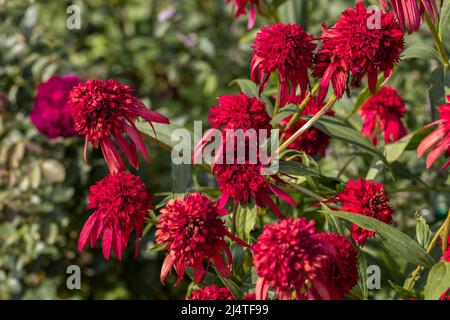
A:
[441,210,450,254]
[405,219,447,290]
[273,83,282,120]
[424,12,450,70]
[284,83,320,133]
[277,94,337,154]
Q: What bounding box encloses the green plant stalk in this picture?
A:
[277,94,337,154]
[272,83,282,120]
[405,218,447,290]
[441,210,450,253]
[283,82,320,132]
[424,12,450,70]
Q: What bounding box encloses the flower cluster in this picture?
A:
[30,75,81,139]
[380,0,439,33]
[360,86,407,145]
[251,23,316,106]
[70,78,169,173]
[78,172,154,260]
[156,193,242,284]
[331,179,393,246]
[252,217,358,300]
[187,285,234,300]
[418,96,450,171]
[313,2,404,102]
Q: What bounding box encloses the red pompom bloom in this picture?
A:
[30,75,81,139]
[213,162,295,220]
[252,218,329,300]
[314,233,359,299]
[251,23,316,106]
[333,179,393,246]
[279,96,334,157]
[208,93,272,132]
[314,1,404,102]
[156,193,241,284]
[78,172,153,260]
[380,0,439,33]
[360,86,407,145]
[418,96,450,171]
[70,79,169,173]
[227,0,259,29]
[187,285,235,300]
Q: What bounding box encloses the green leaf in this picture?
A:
[147,242,167,253]
[278,160,320,177]
[270,104,298,125]
[388,280,421,299]
[439,1,450,40]
[424,262,450,300]
[415,213,432,249]
[429,66,450,111]
[321,208,435,267]
[136,121,178,151]
[402,44,440,61]
[311,116,389,166]
[214,267,244,299]
[235,202,257,244]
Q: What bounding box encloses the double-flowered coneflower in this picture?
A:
[279,96,334,157]
[197,93,296,219]
[380,0,439,33]
[252,218,359,300]
[226,0,259,29]
[30,75,81,139]
[418,96,450,171]
[70,78,169,173]
[331,179,393,246]
[360,86,407,145]
[313,233,359,300]
[251,23,316,106]
[187,285,235,300]
[156,193,245,284]
[78,172,154,260]
[313,1,404,102]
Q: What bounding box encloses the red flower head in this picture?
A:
[313,1,404,102]
[252,218,330,300]
[380,0,439,33]
[360,86,407,145]
[418,96,450,171]
[213,162,295,220]
[333,179,393,246]
[208,93,272,132]
[156,193,242,284]
[251,23,316,106]
[227,0,260,29]
[314,233,359,299]
[30,75,81,139]
[187,285,235,300]
[279,96,334,157]
[78,172,153,260]
[70,79,169,173]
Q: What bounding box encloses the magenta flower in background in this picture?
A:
[30,75,81,139]
[227,0,260,29]
[380,0,439,33]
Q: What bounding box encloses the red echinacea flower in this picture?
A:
[227,0,260,29]
[252,218,331,300]
[279,96,334,157]
[70,79,169,173]
[187,285,235,300]
[251,23,316,106]
[360,86,407,145]
[78,172,153,260]
[30,75,81,139]
[330,179,393,246]
[418,96,450,171]
[313,233,359,300]
[313,1,404,102]
[380,0,439,33]
[156,193,245,285]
